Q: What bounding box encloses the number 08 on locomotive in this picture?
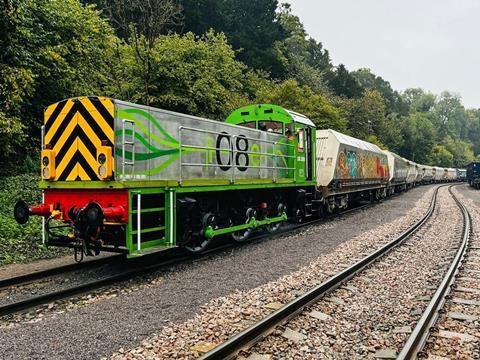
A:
[14,97,322,259]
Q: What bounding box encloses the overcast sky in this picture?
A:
[286,0,480,109]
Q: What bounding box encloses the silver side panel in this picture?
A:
[113,102,293,182]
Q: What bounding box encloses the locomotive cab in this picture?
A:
[225,104,316,183]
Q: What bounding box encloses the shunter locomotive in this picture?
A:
[13,96,464,260]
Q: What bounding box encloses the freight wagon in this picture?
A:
[384,150,408,194]
[315,129,389,211]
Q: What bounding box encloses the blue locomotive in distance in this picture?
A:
[466,162,480,188]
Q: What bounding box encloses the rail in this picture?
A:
[199,185,443,360]
[397,184,472,359]
[0,194,377,317]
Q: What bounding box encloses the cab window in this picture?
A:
[240,121,256,129]
[258,121,283,134]
[285,124,294,140]
[297,128,305,152]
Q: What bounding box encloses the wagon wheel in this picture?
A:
[184,213,216,253]
[232,208,256,242]
[265,203,286,234]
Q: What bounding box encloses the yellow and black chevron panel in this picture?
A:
[44,96,115,181]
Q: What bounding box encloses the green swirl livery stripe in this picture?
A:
[115,148,178,161]
[116,109,179,149]
[115,129,166,153]
[137,154,180,175]
[120,108,178,144]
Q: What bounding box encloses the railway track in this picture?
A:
[398,185,477,359]
[198,185,447,360]
[0,254,122,290]
[0,199,375,318]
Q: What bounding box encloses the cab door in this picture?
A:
[296,126,315,181]
[304,128,313,180]
[296,127,307,181]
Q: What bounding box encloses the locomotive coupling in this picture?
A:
[70,202,127,242]
[14,200,54,224]
[70,202,127,228]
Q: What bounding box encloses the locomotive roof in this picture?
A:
[284,109,316,127]
[226,104,315,127]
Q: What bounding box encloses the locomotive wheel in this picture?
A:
[265,203,286,233]
[232,208,256,242]
[184,213,216,253]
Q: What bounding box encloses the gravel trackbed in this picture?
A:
[0,186,434,360]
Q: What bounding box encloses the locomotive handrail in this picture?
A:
[180,162,293,171]
[180,143,295,160]
[121,119,136,180]
[136,193,141,251]
[40,125,46,244]
[178,126,183,184]
[178,126,296,184]
[179,126,235,137]
[231,134,236,183]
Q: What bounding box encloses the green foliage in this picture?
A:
[109,31,263,119]
[352,68,407,115]
[325,64,364,99]
[0,174,67,265]
[1,0,116,172]
[338,89,386,139]
[257,80,347,131]
[0,65,33,154]
[179,0,286,77]
[366,135,387,150]
[398,112,436,164]
[274,4,331,93]
[428,145,454,167]
[402,88,436,113]
[442,136,475,167]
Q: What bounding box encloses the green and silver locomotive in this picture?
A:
[14,97,317,258]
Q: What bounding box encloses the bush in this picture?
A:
[0,174,67,266]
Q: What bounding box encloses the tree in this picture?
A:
[180,0,286,77]
[93,0,183,42]
[108,31,263,119]
[442,136,474,167]
[376,113,404,153]
[431,91,466,140]
[274,3,331,92]
[465,109,480,154]
[352,68,407,115]
[338,89,386,139]
[428,145,454,167]
[256,79,347,131]
[0,0,115,169]
[0,65,34,155]
[402,88,436,113]
[325,64,364,98]
[0,3,34,156]
[94,0,183,105]
[399,112,436,163]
